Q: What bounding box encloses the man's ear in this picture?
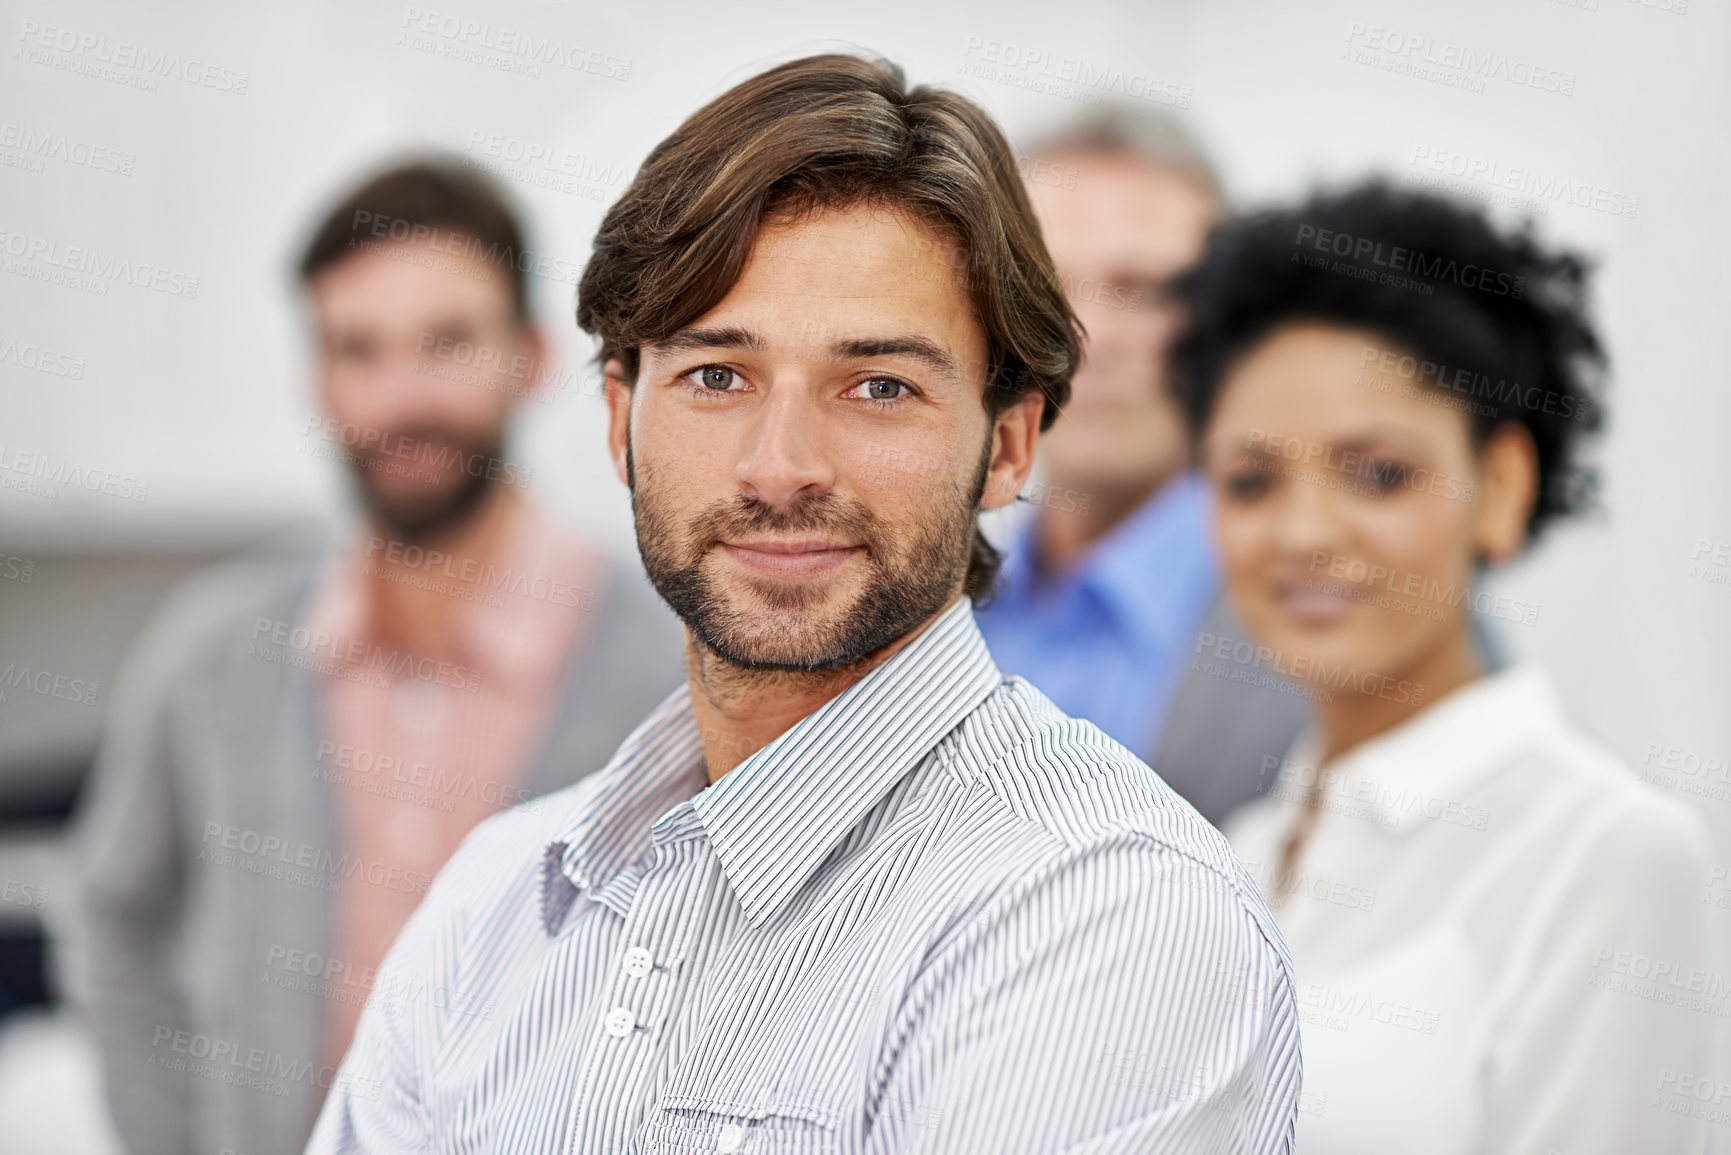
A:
[604,357,633,488]
[979,393,1044,511]
[1472,422,1538,566]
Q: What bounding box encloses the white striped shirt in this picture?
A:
[306,597,1301,1153]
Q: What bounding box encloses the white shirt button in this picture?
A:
[715,1122,745,1153]
[604,1007,635,1038]
[623,946,655,979]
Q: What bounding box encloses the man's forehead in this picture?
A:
[734,206,966,289]
[1029,152,1215,261]
[641,205,986,368]
[313,239,512,314]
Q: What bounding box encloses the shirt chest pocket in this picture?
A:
[635,1093,842,1154]
[631,911,893,1153]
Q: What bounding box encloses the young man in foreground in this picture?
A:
[309,54,1300,1154]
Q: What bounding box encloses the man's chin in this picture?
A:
[356,477,490,543]
[725,565,852,612]
[714,580,846,641]
[686,580,886,672]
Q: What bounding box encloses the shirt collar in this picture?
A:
[1283,664,1567,835]
[300,500,595,690]
[540,596,1003,933]
[995,473,1218,649]
[451,509,597,688]
[693,596,1002,925]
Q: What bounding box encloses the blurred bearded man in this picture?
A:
[308,56,1300,1155]
[56,160,683,1155]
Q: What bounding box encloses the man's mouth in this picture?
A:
[717,538,864,579]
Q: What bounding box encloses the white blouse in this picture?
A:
[1224,665,1721,1154]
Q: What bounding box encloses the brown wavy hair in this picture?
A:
[576,53,1081,599]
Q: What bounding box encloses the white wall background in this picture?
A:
[3,0,1727,841]
[1,0,1728,1146]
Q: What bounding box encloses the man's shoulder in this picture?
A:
[125,527,330,686]
[928,676,1296,995]
[949,676,1255,890]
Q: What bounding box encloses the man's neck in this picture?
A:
[361,484,521,659]
[686,595,960,785]
[1032,469,1175,579]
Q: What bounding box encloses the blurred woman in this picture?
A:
[1169,183,1717,1154]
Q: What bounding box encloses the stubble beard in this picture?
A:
[349,426,505,546]
[631,439,988,674]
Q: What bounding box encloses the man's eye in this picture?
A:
[688,366,737,391]
[332,338,376,363]
[1138,282,1174,309]
[853,377,909,402]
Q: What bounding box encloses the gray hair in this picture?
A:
[1022,103,1227,209]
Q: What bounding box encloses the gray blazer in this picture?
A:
[53,529,686,1155]
[1146,597,1311,827]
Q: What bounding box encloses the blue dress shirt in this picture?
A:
[977,473,1219,761]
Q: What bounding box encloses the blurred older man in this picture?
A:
[55,160,682,1155]
[977,107,1307,824]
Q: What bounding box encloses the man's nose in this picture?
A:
[735,386,836,508]
[363,344,460,422]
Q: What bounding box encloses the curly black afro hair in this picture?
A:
[1168,180,1605,545]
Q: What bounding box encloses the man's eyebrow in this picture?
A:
[646,325,765,357]
[832,337,960,378]
[646,328,964,378]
